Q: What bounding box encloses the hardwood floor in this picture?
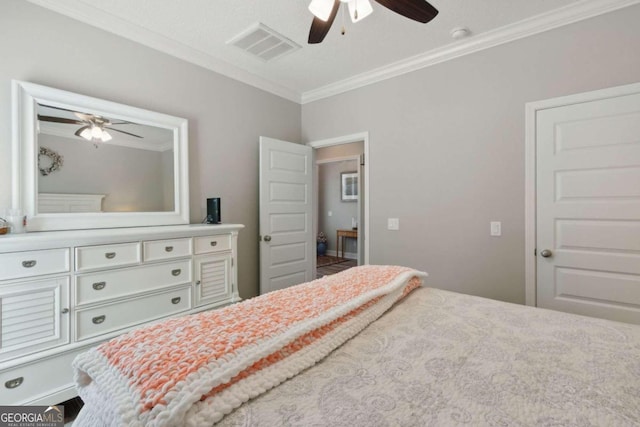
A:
[317,255,349,267]
[62,396,83,425]
[316,258,357,278]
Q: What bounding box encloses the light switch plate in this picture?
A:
[388,218,400,230]
[490,221,501,236]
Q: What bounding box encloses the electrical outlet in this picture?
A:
[388,218,400,230]
[328,211,332,217]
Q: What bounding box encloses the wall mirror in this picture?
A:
[12,80,189,231]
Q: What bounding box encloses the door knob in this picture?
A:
[540,249,553,258]
[264,235,272,242]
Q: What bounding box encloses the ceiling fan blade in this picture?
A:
[374,0,438,23]
[109,127,143,138]
[74,125,90,137]
[38,115,84,125]
[308,0,340,44]
[40,105,88,115]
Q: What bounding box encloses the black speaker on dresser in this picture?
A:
[206,198,221,224]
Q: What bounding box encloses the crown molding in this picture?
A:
[26,0,301,104]
[300,0,640,104]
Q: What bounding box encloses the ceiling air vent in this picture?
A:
[227,23,300,62]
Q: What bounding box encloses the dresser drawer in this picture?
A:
[0,249,69,281]
[194,235,230,254]
[0,348,82,405]
[75,242,141,272]
[75,260,192,306]
[143,238,192,262]
[75,286,191,341]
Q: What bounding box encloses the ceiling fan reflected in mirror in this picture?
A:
[308,0,438,44]
[37,106,143,147]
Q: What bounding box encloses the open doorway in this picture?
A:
[310,134,368,279]
[259,133,368,294]
[316,153,361,277]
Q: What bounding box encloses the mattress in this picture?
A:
[73,266,426,426]
[74,272,640,426]
[216,288,640,426]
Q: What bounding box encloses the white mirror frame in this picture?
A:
[12,80,190,232]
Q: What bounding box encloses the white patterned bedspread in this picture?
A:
[217,287,640,427]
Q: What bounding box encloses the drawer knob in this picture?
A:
[210,241,218,247]
[195,280,201,285]
[171,297,181,304]
[61,308,69,314]
[92,281,106,290]
[165,246,174,252]
[105,252,116,259]
[92,315,106,324]
[5,377,23,389]
[22,260,37,268]
[171,269,181,276]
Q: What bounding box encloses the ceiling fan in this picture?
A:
[37,107,143,144]
[308,0,439,44]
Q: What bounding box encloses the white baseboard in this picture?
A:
[324,249,357,260]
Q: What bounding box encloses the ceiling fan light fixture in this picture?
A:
[307,0,438,44]
[79,127,93,141]
[308,0,335,21]
[78,124,111,144]
[90,125,103,139]
[100,130,112,142]
[348,0,373,23]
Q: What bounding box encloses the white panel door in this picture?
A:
[536,91,640,324]
[259,137,313,294]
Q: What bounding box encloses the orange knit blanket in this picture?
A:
[73,265,427,426]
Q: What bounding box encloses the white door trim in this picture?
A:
[308,132,370,265]
[524,82,640,307]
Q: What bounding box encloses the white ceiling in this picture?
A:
[28,0,638,103]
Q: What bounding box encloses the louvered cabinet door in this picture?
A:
[0,277,70,361]
[194,253,232,308]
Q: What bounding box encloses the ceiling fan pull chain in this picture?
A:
[341,3,346,35]
[354,0,358,20]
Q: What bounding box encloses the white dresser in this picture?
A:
[0,224,243,405]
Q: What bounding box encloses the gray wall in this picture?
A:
[318,160,359,255]
[4,1,640,303]
[0,1,301,298]
[38,135,169,212]
[161,149,175,211]
[302,6,640,304]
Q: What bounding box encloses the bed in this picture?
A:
[72,266,640,426]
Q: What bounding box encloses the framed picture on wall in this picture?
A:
[341,172,358,202]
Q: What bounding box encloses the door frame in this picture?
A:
[308,132,370,265]
[315,155,362,263]
[524,82,640,307]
